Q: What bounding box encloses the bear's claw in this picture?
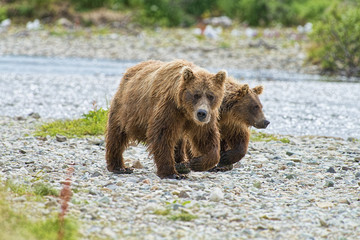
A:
[112,167,133,174]
[208,164,234,172]
[161,174,187,180]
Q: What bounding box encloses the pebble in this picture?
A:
[327,167,336,173]
[209,187,224,202]
[56,134,67,142]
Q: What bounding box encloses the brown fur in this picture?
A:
[105,59,227,178]
[217,77,269,167]
[175,77,269,171]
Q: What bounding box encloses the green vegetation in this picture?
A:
[0,184,78,240]
[0,0,347,27]
[251,130,290,143]
[154,200,198,222]
[308,2,360,77]
[35,108,108,138]
[6,180,59,197]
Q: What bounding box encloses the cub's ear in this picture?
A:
[214,70,227,85]
[181,66,195,83]
[237,84,249,97]
[252,85,264,95]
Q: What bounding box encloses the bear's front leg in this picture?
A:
[189,124,221,171]
[219,138,248,166]
[147,108,187,179]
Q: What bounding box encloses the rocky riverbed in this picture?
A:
[0,26,320,74]
[1,116,360,239]
[0,26,360,239]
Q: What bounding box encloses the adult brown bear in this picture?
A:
[106,59,227,179]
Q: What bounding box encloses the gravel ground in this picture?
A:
[1,116,360,239]
[1,27,360,239]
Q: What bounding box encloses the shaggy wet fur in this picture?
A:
[106,59,227,179]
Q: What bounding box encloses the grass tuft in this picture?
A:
[34,108,108,138]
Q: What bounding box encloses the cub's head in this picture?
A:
[178,67,227,125]
[222,83,270,129]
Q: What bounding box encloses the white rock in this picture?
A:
[209,187,224,202]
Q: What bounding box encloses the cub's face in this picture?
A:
[180,67,227,125]
[226,84,270,129]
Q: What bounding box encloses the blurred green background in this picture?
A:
[0,0,357,27]
[0,0,359,77]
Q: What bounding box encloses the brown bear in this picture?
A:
[175,77,269,172]
[105,59,227,179]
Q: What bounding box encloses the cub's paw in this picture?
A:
[175,162,191,174]
[112,167,133,174]
[208,164,234,172]
[161,174,187,180]
[189,157,205,171]
[219,151,234,166]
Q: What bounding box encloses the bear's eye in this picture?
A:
[253,105,260,110]
[194,94,201,100]
[207,94,214,101]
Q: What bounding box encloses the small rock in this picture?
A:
[19,149,27,154]
[286,162,295,166]
[132,160,143,169]
[179,190,190,198]
[354,157,360,162]
[13,196,27,202]
[56,134,67,142]
[290,158,301,163]
[342,166,350,171]
[15,116,26,121]
[285,174,296,180]
[91,171,102,177]
[325,180,334,187]
[57,18,73,28]
[98,196,110,204]
[103,227,117,239]
[355,172,360,178]
[253,181,262,188]
[319,218,329,227]
[28,112,41,119]
[286,151,294,156]
[316,201,334,209]
[326,167,336,173]
[339,199,351,205]
[209,187,224,202]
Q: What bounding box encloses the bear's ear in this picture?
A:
[214,70,227,85]
[237,84,249,97]
[181,66,195,83]
[252,85,264,95]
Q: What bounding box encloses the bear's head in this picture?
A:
[178,67,227,125]
[222,83,270,129]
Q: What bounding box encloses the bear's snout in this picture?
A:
[197,109,208,122]
[254,119,270,129]
[264,120,270,128]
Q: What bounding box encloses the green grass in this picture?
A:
[168,212,198,221]
[5,180,59,197]
[0,185,78,240]
[34,108,108,138]
[251,130,290,143]
[153,200,198,222]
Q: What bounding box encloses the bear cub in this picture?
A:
[106,59,227,179]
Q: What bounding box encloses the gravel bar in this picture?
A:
[1,116,360,239]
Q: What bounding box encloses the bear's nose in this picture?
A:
[197,109,207,121]
[264,120,270,128]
